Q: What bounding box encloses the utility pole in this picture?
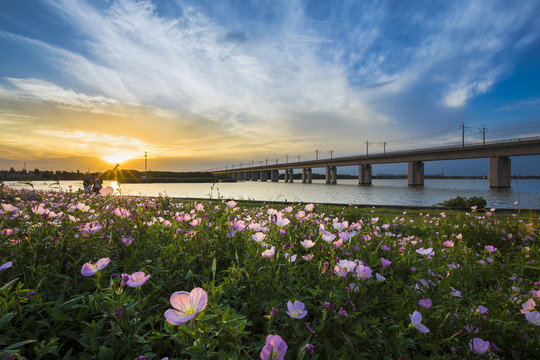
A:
[365,141,371,156]
[275,159,279,165]
[479,126,487,145]
[144,152,148,177]
[265,158,268,166]
[285,155,289,163]
[329,150,334,159]
[315,150,319,160]
[298,155,301,162]
[382,141,387,154]
[459,123,470,147]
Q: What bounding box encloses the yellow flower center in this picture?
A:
[185,308,195,315]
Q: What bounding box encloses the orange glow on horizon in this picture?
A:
[101,151,139,165]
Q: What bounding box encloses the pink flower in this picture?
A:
[164,287,208,325]
[356,264,372,279]
[381,258,392,267]
[99,186,114,196]
[443,240,454,247]
[0,261,12,272]
[260,334,287,360]
[450,287,462,297]
[262,246,275,258]
[416,247,434,256]
[284,253,297,262]
[286,300,307,319]
[300,240,316,249]
[477,305,488,314]
[81,258,110,276]
[225,200,237,208]
[252,232,267,242]
[126,271,151,288]
[338,307,348,318]
[469,338,490,354]
[321,231,336,243]
[525,311,540,326]
[409,311,429,333]
[485,245,497,253]
[419,299,432,309]
[521,299,536,314]
[122,237,134,245]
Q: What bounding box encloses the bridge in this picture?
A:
[212,136,540,188]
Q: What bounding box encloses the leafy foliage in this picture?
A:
[0,187,538,359]
[437,196,487,210]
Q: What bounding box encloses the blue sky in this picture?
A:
[1,0,540,174]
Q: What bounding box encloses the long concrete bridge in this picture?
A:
[212,137,540,188]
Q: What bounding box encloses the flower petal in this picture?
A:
[164,309,196,325]
[189,287,208,313]
[170,291,191,311]
[415,323,430,334]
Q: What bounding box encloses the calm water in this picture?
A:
[5,179,540,209]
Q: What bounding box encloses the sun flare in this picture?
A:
[102,151,139,165]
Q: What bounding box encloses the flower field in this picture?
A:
[0,186,539,359]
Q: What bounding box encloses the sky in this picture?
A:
[1,0,540,175]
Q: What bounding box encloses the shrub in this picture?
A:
[437,196,487,209]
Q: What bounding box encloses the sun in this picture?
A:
[102,151,139,165]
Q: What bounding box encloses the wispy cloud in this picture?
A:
[0,0,539,170]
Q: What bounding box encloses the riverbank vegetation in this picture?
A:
[0,187,538,359]
[0,170,230,183]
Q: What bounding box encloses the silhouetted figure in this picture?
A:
[92,177,103,195]
[83,175,93,193]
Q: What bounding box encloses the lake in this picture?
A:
[4,179,540,209]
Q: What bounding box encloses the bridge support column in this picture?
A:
[489,156,511,188]
[358,164,372,185]
[326,166,337,184]
[238,172,244,181]
[252,171,259,181]
[233,173,238,180]
[260,171,268,182]
[289,169,294,183]
[284,169,289,182]
[302,168,312,183]
[271,170,279,182]
[408,161,424,186]
[245,172,251,181]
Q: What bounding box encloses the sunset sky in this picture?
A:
[1,0,540,174]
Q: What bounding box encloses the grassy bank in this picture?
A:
[0,187,538,359]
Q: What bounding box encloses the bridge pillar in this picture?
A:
[238,172,244,181]
[271,170,279,182]
[245,172,251,181]
[408,161,424,186]
[302,168,312,183]
[358,164,372,185]
[489,156,511,188]
[260,171,268,182]
[326,166,337,184]
[289,169,294,183]
[232,173,238,180]
[325,167,331,184]
[284,169,289,182]
[252,171,259,181]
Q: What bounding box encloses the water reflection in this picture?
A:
[4,179,540,209]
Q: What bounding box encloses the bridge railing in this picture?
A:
[216,135,540,172]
